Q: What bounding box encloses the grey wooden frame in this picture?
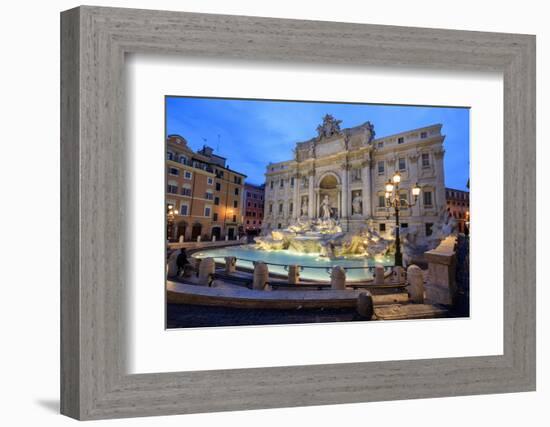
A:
[61,5,536,421]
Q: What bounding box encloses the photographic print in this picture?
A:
[165,97,470,328]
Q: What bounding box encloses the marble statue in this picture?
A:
[321,195,331,220]
[301,198,308,217]
[316,114,342,140]
[352,194,362,215]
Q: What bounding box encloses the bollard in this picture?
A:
[224,256,236,273]
[357,292,374,320]
[288,265,300,284]
[194,258,202,277]
[178,235,184,243]
[225,235,229,241]
[197,235,201,242]
[407,264,425,303]
[393,266,405,284]
[212,235,216,242]
[253,262,269,290]
[330,266,346,290]
[166,251,178,277]
[374,264,385,285]
[198,257,215,286]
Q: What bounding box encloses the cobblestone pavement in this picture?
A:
[167,303,363,328]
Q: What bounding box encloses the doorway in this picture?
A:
[191,223,202,240]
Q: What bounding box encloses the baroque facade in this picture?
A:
[263,115,446,238]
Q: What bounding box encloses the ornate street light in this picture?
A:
[384,172,421,267]
[166,204,178,242]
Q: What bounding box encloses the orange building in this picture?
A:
[445,187,470,233]
[166,135,246,241]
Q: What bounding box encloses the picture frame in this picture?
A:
[60,5,536,420]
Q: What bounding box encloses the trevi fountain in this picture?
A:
[193,196,458,282]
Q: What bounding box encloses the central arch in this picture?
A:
[317,171,341,188]
[316,171,341,219]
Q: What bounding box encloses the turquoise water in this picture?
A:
[192,245,394,282]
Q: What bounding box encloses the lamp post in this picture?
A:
[166,204,178,242]
[384,172,421,267]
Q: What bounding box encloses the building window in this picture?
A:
[168,167,179,176]
[184,171,192,180]
[215,182,221,191]
[270,181,274,190]
[398,157,406,171]
[420,131,428,139]
[351,168,361,181]
[204,206,211,217]
[289,202,293,214]
[181,187,192,196]
[379,223,386,232]
[166,151,174,161]
[378,161,385,174]
[425,222,433,236]
[399,192,408,207]
[167,183,178,194]
[377,141,383,148]
[207,177,213,185]
[234,188,239,196]
[232,215,237,222]
[214,197,220,205]
[233,200,238,208]
[397,137,404,144]
[279,203,283,214]
[401,222,408,228]
[213,213,218,221]
[378,195,386,208]
[205,192,213,200]
[179,204,188,216]
[423,191,433,206]
[269,204,273,214]
[278,223,282,229]
[302,177,308,188]
[422,153,430,168]
[279,179,284,188]
[290,177,295,187]
[179,155,188,165]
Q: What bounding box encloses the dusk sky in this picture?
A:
[166,97,470,191]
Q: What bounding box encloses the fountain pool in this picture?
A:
[192,244,394,282]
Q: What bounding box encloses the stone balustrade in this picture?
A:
[424,236,457,305]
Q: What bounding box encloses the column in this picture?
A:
[341,166,348,219]
[434,148,446,213]
[308,172,315,219]
[362,158,372,217]
[315,188,320,218]
[283,175,290,223]
[293,173,300,220]
[337,186,342,219]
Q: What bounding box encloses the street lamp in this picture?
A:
[166,204,178,242]
[384,172,421,267]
